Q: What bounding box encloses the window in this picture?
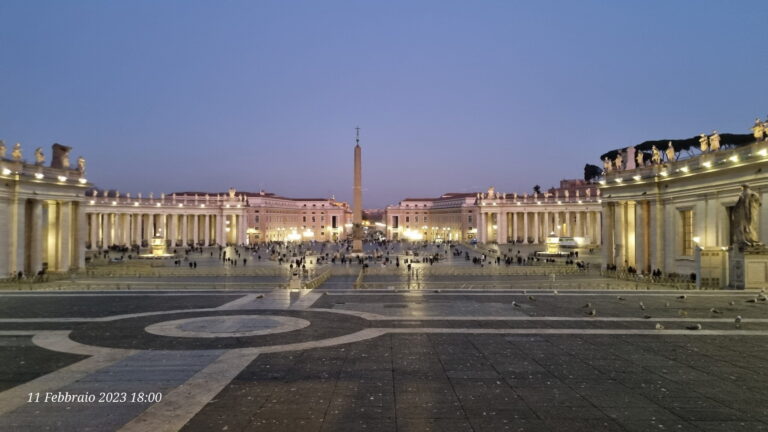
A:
[468,215,473,223]
[302,216,306,222]
[406,216,410,223]
[424,217,428,223]
[681,209,693,256]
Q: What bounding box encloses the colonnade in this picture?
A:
[0,198,87,276]
[86,211,248,248]
[477,208,602,245]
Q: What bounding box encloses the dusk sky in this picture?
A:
[1,1,767,208]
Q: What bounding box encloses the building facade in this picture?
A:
[600,138,768,284]
[85,189,351,248]
[0,143,91,277]
[385,183,603,245]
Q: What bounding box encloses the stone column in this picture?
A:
[204,214,211,246]
[477,212,486,243]
[57,202,72,271]
[169,214,177,246]
[216,214,224,245]
[0,197,9,277]
[496,211,507,244]
[89,213,98,249]
[103,213,112,247]
[113,213,122,245]
[615,202,627,267]
[564,211,571,236]
[595,210,603,245]
[554,211,561,236]
[649,200,664,272]
[11,199,26,275]
[602,203,614,269]
[635,201,650,273]
[29,200,44,275]
[523,212,529,244]
[74,202,87,270]
[512,211,518,243]
[182,215,188,246]
[575,211,582,238]
[142,214,150,243]
[626,201,637,268]
[193,215,200,245]
[239,214,247,245]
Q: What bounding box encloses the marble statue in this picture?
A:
[127,193,131,198]
[709,131,720,151]
[665,142,676,162]
[0,140,6,159]
[635,149,644,167]
[651,145,661,164]
[513,193,518,201]
[487,186,496,199]
[753,118,765,141]
[575,190,580,198]
[12,143,22,161]
[585,188,591,197]
[614,154,623,170]
[731,184,762,247]
[229,188,236,199]
[50,143,71,169]
[603,157,612,173]
[77,156,86,173]
[699,134,709,152]
[150,192,154,199]
[34,148,44,165]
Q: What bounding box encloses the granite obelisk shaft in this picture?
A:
[352,138,363,252]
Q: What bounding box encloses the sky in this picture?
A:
[1,1,767,208]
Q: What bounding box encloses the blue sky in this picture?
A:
[1,1,766,207]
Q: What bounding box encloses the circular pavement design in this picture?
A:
[145,315,311,338]
[68,309,370,350]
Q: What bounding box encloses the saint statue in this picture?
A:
[614,153,623,171]
[603,157,612,173]
[564,190,569,200]
[708,131,720,151]
[34,148,45,165]
[585,188,591,197]
[0,140,6,159]
[11,143,22,161]
[731,184,762,247]
[665,142,676,162]
[753,118,765,141]
[77,156,86,173]
[698,134,709,152]
[635,149,644,167]
[651,145,661,164]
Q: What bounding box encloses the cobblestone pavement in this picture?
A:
[1,282,767,431]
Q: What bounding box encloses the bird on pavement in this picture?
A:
[586,309,597,316]
[686,323,702,330]
[735,316,743,327]
[729,300,735,306]
[746,298,757,303]
[617,296,626,301]
[655,323,665,330]
[643,315,652,319]
[678,309,688,317]
[512,301,521,308]
[639,302,646,311]
[528,295,536,301]
[677,295,687,300]
[582,303,592,308]
[665,301,670,308]
[710,308,722,314]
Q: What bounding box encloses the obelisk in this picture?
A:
[352,127,363,252]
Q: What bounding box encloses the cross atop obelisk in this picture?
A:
[352,127,363,252]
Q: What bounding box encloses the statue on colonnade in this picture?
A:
[732,184,762,248]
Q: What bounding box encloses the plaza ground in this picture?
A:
[0,244,766,431]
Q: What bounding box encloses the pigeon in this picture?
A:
[643,314,652,319]
[677,295,687,300]
[617,296,626,301]
[639,302,646,311]
[256,294,264,299]
[528,295,536,301]
[729,300,735,306]
[758,294,767,302]
[523,290,527,294]
[678,309,688,317]
[686,323,702,331]
[746,298,757,303]
[582,303,592,308]
[553,290,559,295]
[655,323,665,330]
[512,301,521,308]
[586,309,597,316]
[735,315,743,327]
[665,301,670,308]
[710,308,722,314]
[434,289,442,293]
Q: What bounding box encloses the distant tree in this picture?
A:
[533,185,541,194]
[584,164,602,182]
